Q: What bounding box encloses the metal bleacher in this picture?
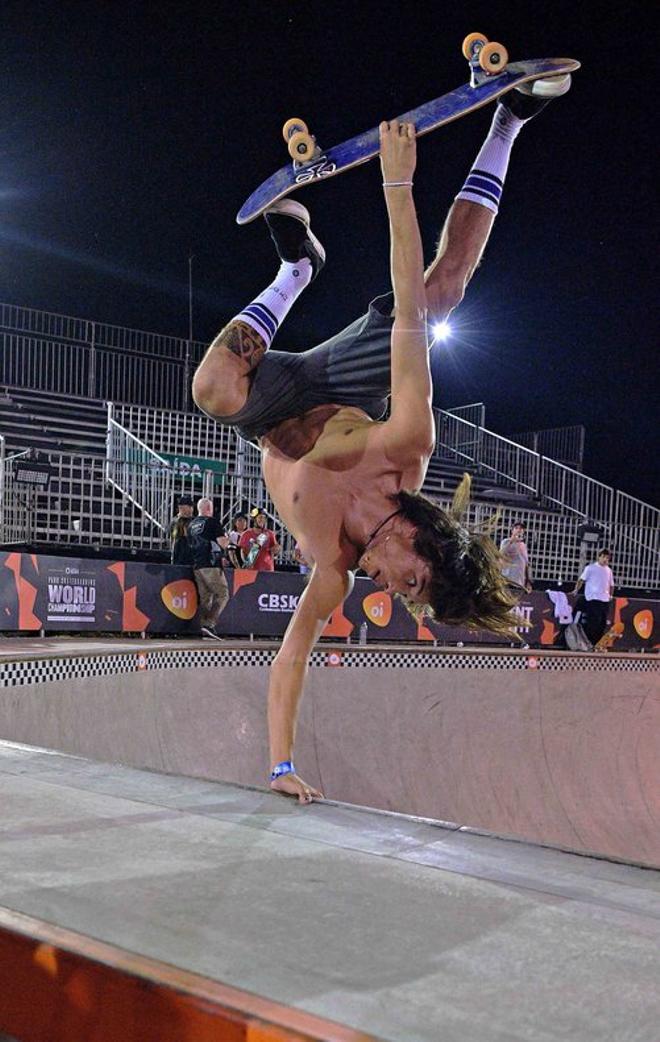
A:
[0,386,107,456]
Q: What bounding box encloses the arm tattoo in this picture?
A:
[218,320,267,371]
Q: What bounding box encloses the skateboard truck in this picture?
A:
[462,32,509,88]
[282,117,324,166]
[282,117,336,181]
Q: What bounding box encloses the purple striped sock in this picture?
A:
[456,103,524,215]
[235,259,313,348]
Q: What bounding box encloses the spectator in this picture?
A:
[227,513,248,569]
[239,509,281,571]
[572,548,614,646]
[170,495,194,566]
[187,498,230,639]
[294,542,311,575]
[499,521,532,592]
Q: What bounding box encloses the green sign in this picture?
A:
[158,453,227,484]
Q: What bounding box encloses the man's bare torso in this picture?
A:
[260,405,429,572]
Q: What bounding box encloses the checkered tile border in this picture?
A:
[0,646,656,687]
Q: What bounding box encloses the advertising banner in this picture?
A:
[0,552,657,649]
[0,553,199,634]
[222,570,658,652]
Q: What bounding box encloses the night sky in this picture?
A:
[1,1,658,504]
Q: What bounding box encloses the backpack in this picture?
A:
[564,622,593,652]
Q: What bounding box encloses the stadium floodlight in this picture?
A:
[431,321,452,342]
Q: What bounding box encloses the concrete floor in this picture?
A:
[1,740,659,1041]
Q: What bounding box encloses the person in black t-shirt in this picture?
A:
[169,495,194,566]
[187,498,230,639]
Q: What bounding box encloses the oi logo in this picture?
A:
[362,592,392,628]
[161,579,198,620]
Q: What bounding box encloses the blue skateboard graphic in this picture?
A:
[237,36,579,225]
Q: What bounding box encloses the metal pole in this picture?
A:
[188,254,194,343]
[87,321,97,399]
[184,255,195,412]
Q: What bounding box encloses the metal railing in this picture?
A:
[431,496,658,590]
[436,410,483,467]
[0,436,32,544]
[446,401,486,429]
[1,334,91,398]
[106,416,175,532]
[0,301,207,358]
[612,491,660,589]
[110,403,266,490]
[104,411,292,556]
[437,411,540,495]
[434,408,659,587]
[538,458,613,524]
[477,428,540,494]
[512,425,585,470]
[0,448,169,549]
[468,501,583,586]
[111,402,237,469]
[105,407,290,555]
[0,436,4,535]
[0,301,208,411]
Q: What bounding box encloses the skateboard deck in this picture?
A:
[594,621,624,652]
[237,54,580,225]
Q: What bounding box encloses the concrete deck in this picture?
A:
[1,741,659,1042]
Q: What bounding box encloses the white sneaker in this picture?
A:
[517,73,572,99]
[503,74,572,122]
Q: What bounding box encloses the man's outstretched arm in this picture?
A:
[268,564,352,803]
[378,120,434,464]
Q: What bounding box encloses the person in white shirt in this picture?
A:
[227,513,248,569]
[572,549,614,645]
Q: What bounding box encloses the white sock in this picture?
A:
[235,259,313,348]
[455,103,524,215]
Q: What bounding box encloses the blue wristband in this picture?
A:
[270,760,295,781]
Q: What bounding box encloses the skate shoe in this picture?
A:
[502,72,572,122]
[201,626,224,641]
[264,199,326,281]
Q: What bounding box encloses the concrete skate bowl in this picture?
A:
[0,641,658,867]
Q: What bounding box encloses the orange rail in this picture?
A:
[0,907,378,1042]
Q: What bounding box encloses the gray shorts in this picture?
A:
[216,292,394,442]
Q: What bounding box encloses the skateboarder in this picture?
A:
[193,81,571,802]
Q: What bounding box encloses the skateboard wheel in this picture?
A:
[462,32,489,60]
[478,41,508,73]
[282,117,309,143]
[287,130,315,162]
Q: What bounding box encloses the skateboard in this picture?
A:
[594,621,624,653]
[236,34,580,224]
[243,533,268,568]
